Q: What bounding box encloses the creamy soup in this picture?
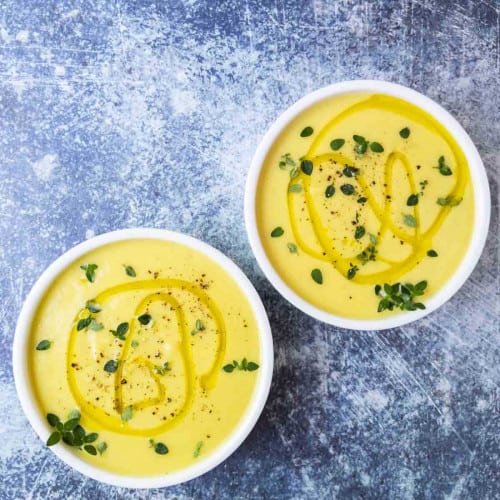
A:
[256,93,474,319]
[30,239,260,476]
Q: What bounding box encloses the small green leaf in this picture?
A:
[47,413,60,427]
[330,138,345,150]
[435,156,452,176]
[437,196,462,207]
[68,409,81,420]
[85,301,101,313]
[121,406,133,422]
[347,266,358,280]
[154,442,169,455]
[342,166,358,178]
[370,142,384,153]
[357,197,368,204]
[84,433,98,443]
[247,362,259,371]
[289,167,299,179]
[131,340,139,348]
[36,339,51,351]
[46,431,60,446]
[77,317,92,331]
[287,242,298,254]
[124,265,136,277]
[194,441,203,458]
[311,268,323,284]
[300,126,314,137]
[97,442,107,455]
[88,319,104,331]
[427,249,438,257]
[407,194,419,206]
[138,314,151,325]
[80,263,98,283]
[104,360,118,373]
[403,214,417,228]
[369,234,378,245]
[73,425,85,440]
[195,319,204,331]
[300,160,313,175]
[84,445,97,456]
[116,322,129,336]
[223,364,235,373]
[63,418,80,432]
[399,127,410,139]
[270,226,284,238]
[325,185,335,198]
[289,184,302,193]
[353,135,365,144]
[340,184,355,195]
[354,226,365,240]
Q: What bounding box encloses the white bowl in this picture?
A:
[13,228,273,488]
[245,80,491,331]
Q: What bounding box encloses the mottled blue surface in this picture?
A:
[0,0,499,498]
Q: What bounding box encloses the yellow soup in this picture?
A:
[256,93,474,319]
[30,238,260,476]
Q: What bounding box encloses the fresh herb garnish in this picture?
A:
[434,156,452,176]
[270,226,284,238]
[46,411,105,455]
[300,159,313,175]
[77,316,92,331]
[419,180,428,195]
[88,318,104,331]
[289,184,302,193]
[191,319,205,335]
[223,358,259,373]
[437,196,462,207]
[342,166,358,178]
[407,194,419,206]
[290,167,299,179]
[121,406,133,422]
[138,313,152,325]
[131,340,139,348]
[124,265,136,277]
[300,126,314,137]
[375,281,427,312]
[427,249,438,257]
[194,441,203,458]
[325,185,335,198]
[347,265,358,280]
[85,300,101,313]
[370,142,384,153]
[357,246,377,264]
[357,197,368,203]
[399,127,410,138]
[104,360,118,373]
[97,442,107,455]
[80,263,98,283]
[153,362,171,375]
[287,242,298,254]
[340,184,355,195]
[353,135,368,155]
[369,234,378,245]
[330,138,345,150]
[36,339,51,351]
[279,153,296,169]
[311,268,323,284]
[154,442,169,455]
[403,214,417,228]
[354,226,365,240]
[110,322,129,341]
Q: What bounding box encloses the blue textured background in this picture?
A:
[0,0,498,498]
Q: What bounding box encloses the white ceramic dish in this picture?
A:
[245,80,490,331]
[13,228,273,488]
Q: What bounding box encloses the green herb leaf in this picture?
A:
[370,142,384,153]
[437,196,462,207]
[194,441,203,458]
[84,433,98,443]
[97,442,107,455]
[47,431,60,446]
[117,322,129,336]
[88,319,104,331]
[223,364,235,373]
[68,409,81,420]
[63,418,80,432]
[342,166,358,178]
[353,135,365,144]
[124,265,136,277]
[121,406,133,422]
[153,362,171,375]
[399,127,410,138]
[353,135,368,155]
[36,339,51,351]
[330,138,345,150]
[289,167,299,179]
[354,226,365,240]
[131,340,139,348]
[300,126,313,137]
[47,413,60,427]
[138,314,151,325]
[311,268,323,284]
[85,301,101,313]
[340,184,355,195]
[289,184,302,193]
[80,263,98,283]
[247,361,259,371]
[407,194,419,206]
[357,197,368,204]
[287,242,298,254]
[369,234,378,245]
[347,266,358,280]
[435,156,452,176]
[77,317,92,331]
[325,185,335,198]
[375,280,428,312]
[155,442,169,455]
[427,249,438,257]
[403,214,417,228]
[270,226,284,238]
[73,425,85,441]
[195,319,204,331]
[300,160,313,176]
[104,360,118,373]
[84,445,97,456]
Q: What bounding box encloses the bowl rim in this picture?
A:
[12,228,274,488]
[244,79,491,331]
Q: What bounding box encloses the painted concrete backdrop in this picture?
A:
[0,0,498,498]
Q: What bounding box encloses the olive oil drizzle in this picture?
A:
[286,94,468,284]
[67,279,227,437]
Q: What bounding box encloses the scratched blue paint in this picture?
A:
[0,0,498,498]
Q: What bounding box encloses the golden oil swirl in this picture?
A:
[287,94,469,284]
[67,279,226,437]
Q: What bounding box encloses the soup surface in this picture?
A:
[256,93,474,319]
[30,238,260,476]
